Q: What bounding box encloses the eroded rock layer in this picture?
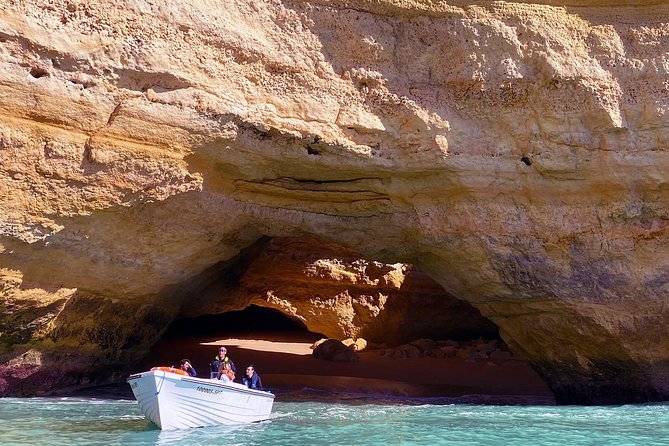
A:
[1,0,668,403]
[179,236,499,344]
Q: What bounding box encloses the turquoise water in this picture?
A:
[1,397,668,446]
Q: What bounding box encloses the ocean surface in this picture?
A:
[1,395,668,446]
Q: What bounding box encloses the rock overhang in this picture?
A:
[0,0,668,403]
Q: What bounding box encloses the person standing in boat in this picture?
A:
[210,346,236,379]
[179,359,197,377]
[242,364,263,390]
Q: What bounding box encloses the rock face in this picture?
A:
[179,236,500,344]
[0,0,668,403]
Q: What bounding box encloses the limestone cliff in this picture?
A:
[1,0,668,403]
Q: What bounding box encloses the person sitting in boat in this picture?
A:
[242,364,263,390]
[179,359,197,377]
[218,361,236,382]
[210,346,236,379]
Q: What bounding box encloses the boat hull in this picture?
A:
[127,370,275,430]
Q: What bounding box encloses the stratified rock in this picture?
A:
[179,236,498,344]
[0,0,667,404]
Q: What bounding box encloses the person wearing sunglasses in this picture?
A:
[209,346,236,379]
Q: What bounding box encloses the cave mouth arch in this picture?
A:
[135,235,554,403]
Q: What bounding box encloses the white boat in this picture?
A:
[127,369,275,430]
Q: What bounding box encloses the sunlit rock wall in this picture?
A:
[0,0,668,403]
[179,236,499,344]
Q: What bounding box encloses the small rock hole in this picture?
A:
[306,146,321,156]
[520,156,532,166]
[29,67,49,79]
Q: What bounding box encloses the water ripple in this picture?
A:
[1,398,668,445]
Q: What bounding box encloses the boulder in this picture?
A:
[312,339,360,363]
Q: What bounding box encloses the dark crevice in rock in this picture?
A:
[287,176,384,185]
[306,145,321,155]
[29,67,49,78]
[166,304,322,339]
[105,102,123,126]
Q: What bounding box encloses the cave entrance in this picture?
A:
[138,305,326,377]
[162,304,325,341]
[136,236,553,403]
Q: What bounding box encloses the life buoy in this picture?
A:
[151,366,188,376]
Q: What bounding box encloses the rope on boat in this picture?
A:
[155,371,166,396]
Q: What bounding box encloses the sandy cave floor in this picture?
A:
[126,331,555,405]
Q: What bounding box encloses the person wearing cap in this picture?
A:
[210,346,236,379]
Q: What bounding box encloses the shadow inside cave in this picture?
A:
[127,305,554,404]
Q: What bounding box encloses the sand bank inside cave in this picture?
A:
[137,332,555,405]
